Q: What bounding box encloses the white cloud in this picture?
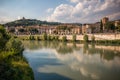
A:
[108,12,120,20]
[0,16,14,24]
[46,8,53,13]
[69,0,80,3]
[47,4,74,22]
[47,0,120,23]
[17,16,21,20]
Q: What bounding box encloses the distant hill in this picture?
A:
[4,18,61,27]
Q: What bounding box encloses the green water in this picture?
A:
[23,41,120,80]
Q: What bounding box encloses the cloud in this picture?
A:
[69,0,80,3]
[47,4,74,22]
[108,12,120,20]
[17,16,21,20]
[47,0,120,23]
[46,8,54,13]
[0,16,14,24]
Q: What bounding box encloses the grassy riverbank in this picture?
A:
[0,25,34,80]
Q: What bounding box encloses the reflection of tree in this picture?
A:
[87,43,97,54]
[72,43,80,50]
[82,43,120,61]
[22,41,120,61]
[57,42,73,54]
[100,50,115,61]
[22,41,42,49]
[50,41,60,49]
[83,42,89,54]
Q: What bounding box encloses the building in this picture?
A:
[57,24,81,35]
[115,20,120,27]
[82,24,92,34]
[91,22,100,33]
[102,17,109,30]
[102,17,109,24]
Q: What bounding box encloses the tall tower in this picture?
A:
[102,17,109,30]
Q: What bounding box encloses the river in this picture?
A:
[23,41,120,80]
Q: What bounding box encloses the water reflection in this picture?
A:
[23,41,120,80]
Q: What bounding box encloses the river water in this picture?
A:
[23,41,120,80]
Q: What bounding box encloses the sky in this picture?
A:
[0,0,120,24]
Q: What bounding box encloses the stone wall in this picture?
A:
[17,33,120,40]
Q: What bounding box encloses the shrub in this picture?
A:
[29,35,35,40]
[50,35,55,40]
[36,36,40,40]
[72,34,76,42]
[55,35,59,41]
[91,35,95,42]
[62,36,67,42]
[83,34,88,42]
[6,38,24,54]
[42,33,47,40]
[47,35,51,40]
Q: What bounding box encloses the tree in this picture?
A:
[42,33,47,40]
[91,35,95,42]
[100,20,103,32]
[0,25,10,50]
[29,35,35,40]
[83,34,88,42]
[105,22,115,32]
[116,25,120,32]
[6,38,24,53]
[62,36,67,42]
[72,34,76,42]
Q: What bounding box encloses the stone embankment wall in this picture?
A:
[18,33,120,40]
[63,34,120,40]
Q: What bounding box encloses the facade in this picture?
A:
[57,24,81,35]
[91,22,100,33]
[102,17,109,30]
[82,24,92,34]
[82,22,100,34]
[6,17,118,35]
[115,20,120,27]
[6,24,81,35]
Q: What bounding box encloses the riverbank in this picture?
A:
[0,52,34,80]
[0,26,34,80]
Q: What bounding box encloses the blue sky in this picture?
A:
[0,0,120,23]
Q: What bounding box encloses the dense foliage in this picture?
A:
[0,26,10,50]
[105,22,115,32]
[62,36,67,42]
[0,25,34,80]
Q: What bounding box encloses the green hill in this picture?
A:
[4,18,61,27]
